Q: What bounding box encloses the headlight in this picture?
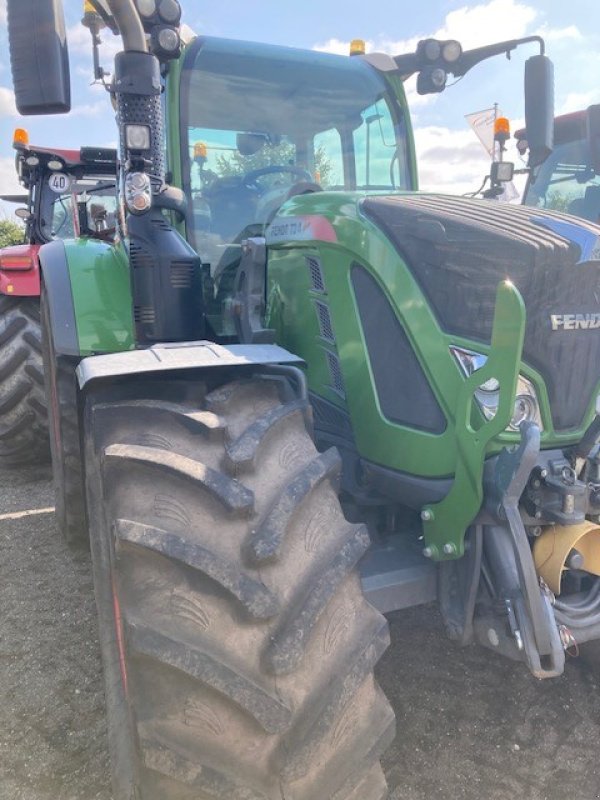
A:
[442,40,462,63]
[450,346,543,432]
[422,39,442,61]
[125,124,151,151]
[158,0,182,24]
[136,0,157,17]
[509,381,541,431]
[125,171,152,214]
[150,25,182,59]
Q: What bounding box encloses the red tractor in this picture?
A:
[0,132,117,466]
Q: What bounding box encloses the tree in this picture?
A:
[0,220,25,248]
[214,141,334,186]
[544,191,571,213]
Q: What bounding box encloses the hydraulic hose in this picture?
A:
[555,607,600,628]
[554,579,600,613]
[555,595,600,617]
[105,0,147,52]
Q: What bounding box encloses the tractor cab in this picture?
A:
[179,37,415,313]
[6,133,118,245]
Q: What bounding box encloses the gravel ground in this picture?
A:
[1,464,600,800]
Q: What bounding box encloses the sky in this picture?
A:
[1,0,599,219]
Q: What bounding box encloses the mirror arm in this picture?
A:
[450,36,545,78]
[104,0,147,52]
[392,53,420,80]
[389,35,545,83]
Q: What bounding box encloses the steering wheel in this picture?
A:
[242,165,314,190]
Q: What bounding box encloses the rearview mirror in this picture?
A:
[237,133,268,157]
[524,54,554,168]
[15,207,33,221]
[586,104,600,175]
[7,0,71,115]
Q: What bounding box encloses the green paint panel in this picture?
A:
[64,239,134,355]
[267,192,600,484]
[268,191,479,477]
[267,247,344,407]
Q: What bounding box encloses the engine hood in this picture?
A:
[361,194,600,432]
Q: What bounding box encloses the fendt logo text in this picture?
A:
[550,313,600,331]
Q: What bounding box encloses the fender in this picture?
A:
[40,238,135,357]
[77,342,305,393]
[0,244,41,296]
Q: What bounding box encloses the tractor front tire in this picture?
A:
[0,295,49,466]
[84,376,394,800]
[40,288,87,546]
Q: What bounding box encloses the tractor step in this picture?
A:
[360,535,437,614]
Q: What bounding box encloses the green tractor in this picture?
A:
[0,136,117,466]
[7,1,600,798]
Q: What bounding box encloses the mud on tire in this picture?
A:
[84,375,394,800]
[0,295,49,466]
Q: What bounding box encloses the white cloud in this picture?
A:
[314,0,539,59]
[534,24,582,44]
[0,85,16,116]
[313,0,543,199]
[314,37,362,56]
[415,126,492,195]
[313,0,542,126]
[414,121,528,198]
[67,23,122,61]
[0,0,6,26]
[431,0,537,48]
[70,99,112,118]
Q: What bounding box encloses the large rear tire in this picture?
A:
[0,295,49,466]
[40,288,87,546]
[84,375,394,800]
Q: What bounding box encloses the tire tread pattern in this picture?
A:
[86,377,393,800]
[0,296,49,465]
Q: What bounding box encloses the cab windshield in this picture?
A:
[35,173,117,242]
[524,138,600,223]
[180,37,413,268]
[49,176,117,240]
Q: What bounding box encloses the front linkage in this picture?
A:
[421,279,599,677]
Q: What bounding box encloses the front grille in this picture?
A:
[315,300,335,342]
[130,242,156,270]
[134,305,156,324]
[362,194,600,431]
[151,216,171,231]
[307,255,326,292]
[170,261,194,289]
[310,393,354,440]
[325,350,345,396]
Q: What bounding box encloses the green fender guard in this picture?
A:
[421,280,527,559]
